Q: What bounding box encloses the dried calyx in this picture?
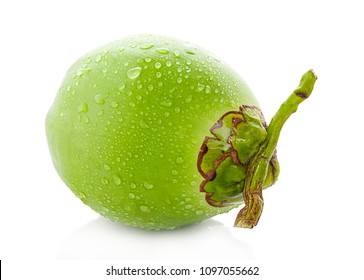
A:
[198,70,317,228]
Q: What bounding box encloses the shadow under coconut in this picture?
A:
[56,216,254,260]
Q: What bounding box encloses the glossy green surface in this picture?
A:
[46,35,260,229]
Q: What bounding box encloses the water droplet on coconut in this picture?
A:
[127,67,142,79]
[118,83,126,92]
[113,174,121,185]
[111,101,119,108]
[190,181,198,187]
[143,182,154,190]
[101,177,109,185]
[76,69,84,77]
[94,93,105,104]
[160,100,172,107]
[139,120,149,128]
[140,205,150,212]
[176,157,184,164]
[154,62,162,69]
[156,48,169,54]
[185,95,192,103]
[140,44,154,50]
[76,192,87,199]
[103,164,111,171]
[100,206,109,214]
[197,84,205,92]
[78,103,88,113]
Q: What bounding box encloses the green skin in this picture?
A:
[46,35,317,230]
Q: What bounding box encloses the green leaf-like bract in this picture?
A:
[198,69,317,228]
[197,105,279,207]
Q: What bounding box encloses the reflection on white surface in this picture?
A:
[57,217,254,260]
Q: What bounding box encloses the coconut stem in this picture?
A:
[234,69,317,228]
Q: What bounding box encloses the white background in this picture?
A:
[1,0,364,279]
